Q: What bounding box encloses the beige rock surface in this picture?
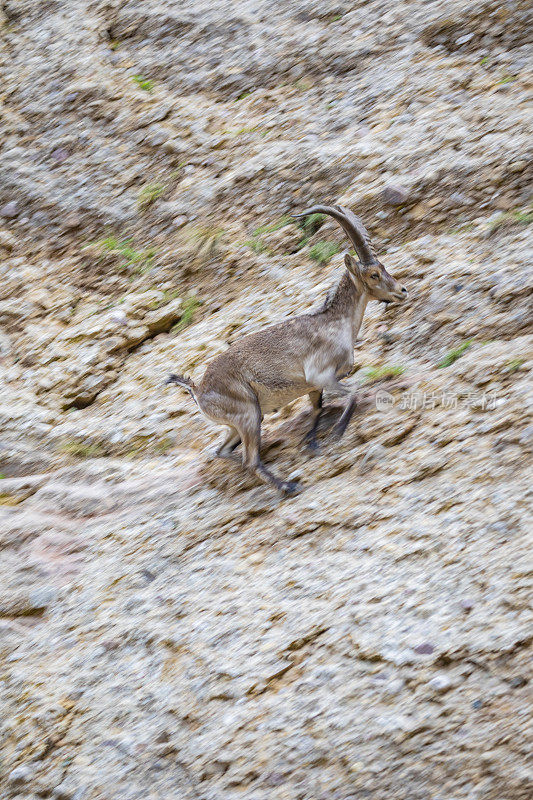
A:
[0,1,532,799]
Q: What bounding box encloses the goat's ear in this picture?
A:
[344,253,362,277]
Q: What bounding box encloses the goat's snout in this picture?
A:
[391,285,408,302]
[398,286,408,300]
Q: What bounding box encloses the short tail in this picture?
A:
[165,373,197,402]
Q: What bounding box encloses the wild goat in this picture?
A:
[166,205,408,494]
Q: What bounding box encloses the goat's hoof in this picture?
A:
[280,480,300,496]
[304,438,320,455]
[332,423,348,440]
[215,451,240,463]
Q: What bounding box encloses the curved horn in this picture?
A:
[291,204,378,266]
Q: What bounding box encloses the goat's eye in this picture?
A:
[370,272,379,280]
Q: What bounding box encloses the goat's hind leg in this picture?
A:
[215,426,241,460]
[239,404,299,496]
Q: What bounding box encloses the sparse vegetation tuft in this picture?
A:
[326,13,345,23]
[253,216,292,238]
[58,441,105,458]
[448,222,475,235]
[169,162,188,180]
[244,216,292,254]
[138,182,166,209]
[489,208,533,231]
[189,226,225,260]
[309,241,340,265]
[153,437,174,455]
[90,236,157,274]
[505,358,525,374]
[300,213,325,235]
[132,75,154,91]
[362,364,406,383]
[438,341,472,368]
[293,212,327,250]
[245,237,270,254]
[171,296,201,334]
[293,79,312,92]
[221,125,259,137]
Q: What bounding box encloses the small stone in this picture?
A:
[408,202,427,221]
[378,327,400,344]
[518,426,533,448]
[0,229,16,249]
[428,674,452,692]
[509,676,527,688]
[383,678,405,695]
[448,192,472,207]
[472,699,483,709]
[382,183,409,206]
[172,214,188,229]
[359,443,387,473]
[1,201,18,218]
[161,138,188,154]
[110,309,128,325]
[460,598,474,612]
[413,642,434,655]
[7,764,34,785]
[53,780,76,799]
[28,586,58,610]
[264,772,286,787]
[51,147,70,162]
[455,32,475,46]
[64,213,82,229]
[508,160,527,173]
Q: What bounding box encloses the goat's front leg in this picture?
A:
[320,378,357,439]
[303,390,323,452]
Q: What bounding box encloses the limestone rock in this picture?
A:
[0,1,531,799]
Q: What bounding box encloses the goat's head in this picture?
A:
[292,204,408,305]
[343,253,408,304]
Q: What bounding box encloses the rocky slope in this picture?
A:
[0,1,532,799]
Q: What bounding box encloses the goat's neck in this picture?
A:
[322,270,369,339]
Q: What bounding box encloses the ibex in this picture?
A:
[166,205,408,494]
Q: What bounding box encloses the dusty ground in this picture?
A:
[0,1,532,799]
